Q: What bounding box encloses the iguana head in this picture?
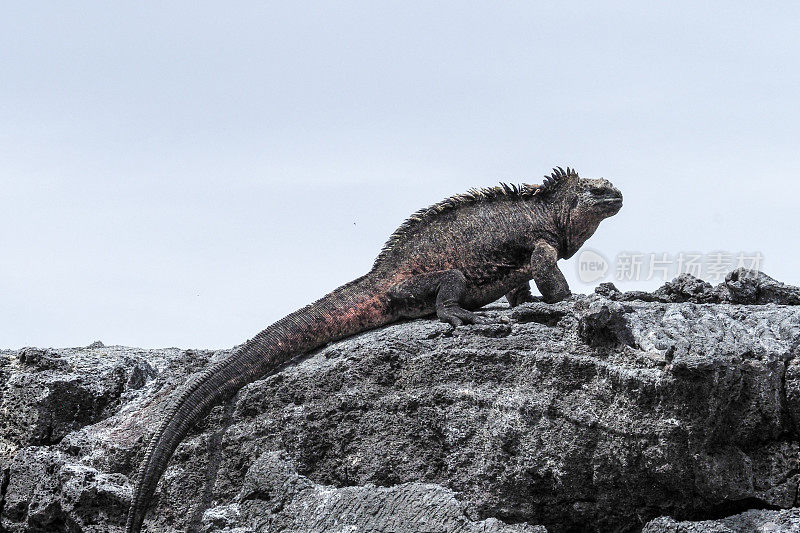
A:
[539,167,623,258]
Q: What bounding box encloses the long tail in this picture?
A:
[125,274,390,533]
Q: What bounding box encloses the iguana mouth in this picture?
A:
[599,197,622,206]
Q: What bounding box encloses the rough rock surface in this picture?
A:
[642,508,800,532]
[1,271,799,532]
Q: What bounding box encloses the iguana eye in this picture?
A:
[589,186,607,196]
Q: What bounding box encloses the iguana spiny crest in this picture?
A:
[375,167,622,269]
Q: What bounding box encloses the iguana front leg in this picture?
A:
[390,269,487,327]
[530,240,571,303]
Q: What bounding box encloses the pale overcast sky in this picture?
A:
[2,2,799,349]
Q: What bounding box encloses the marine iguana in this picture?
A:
[126,167,622,532]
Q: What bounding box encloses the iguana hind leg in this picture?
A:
[390,269,487,327]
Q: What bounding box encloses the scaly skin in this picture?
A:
[126,167,622,532]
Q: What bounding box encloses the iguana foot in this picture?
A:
[505,283,537,307]
[437,305,488,327]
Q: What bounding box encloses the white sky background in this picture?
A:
[2,2,799,349]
